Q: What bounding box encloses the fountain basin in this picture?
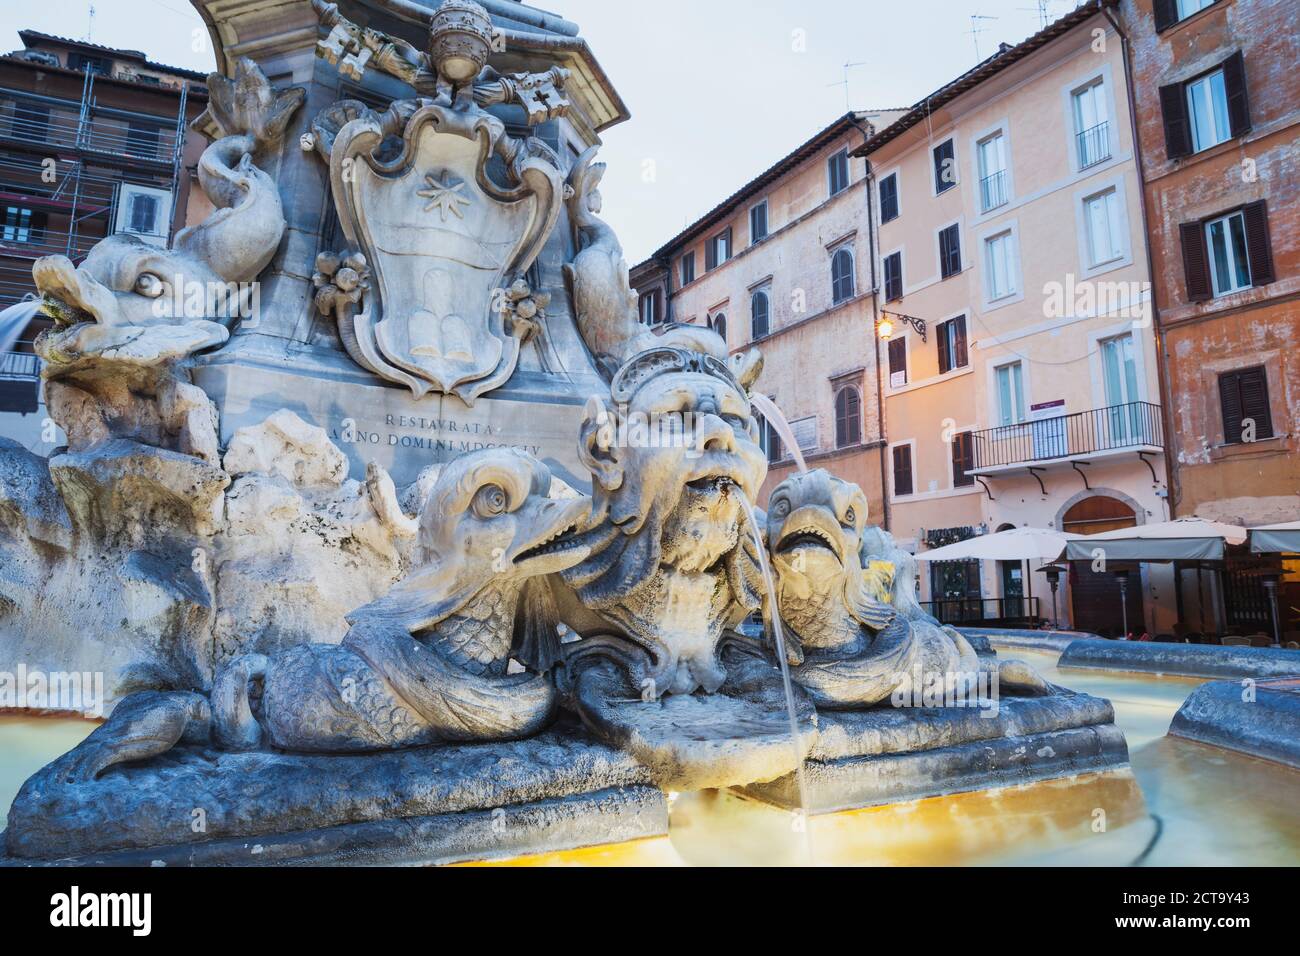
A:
[1058,638,1300,680]
[1169,677,1300,769]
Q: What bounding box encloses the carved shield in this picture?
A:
[327,103,561,403]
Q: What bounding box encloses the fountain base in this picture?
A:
[2,690,1129,865]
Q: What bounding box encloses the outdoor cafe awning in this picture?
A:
[1250,521,1300,554]
[1063,517,1248,563]
[914,526,1079,562]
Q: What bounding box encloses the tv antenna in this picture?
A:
[825,61,870,111]
[967,14,997,61]
[1018,1,1060,30]
[85,4,96,42]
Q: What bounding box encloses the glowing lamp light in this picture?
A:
[876,317,894,339]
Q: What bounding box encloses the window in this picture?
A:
[887,336,907,387]
[127,122,162,160]
[1083,187,1124,267]
[1159,52,1249,159]
[1205,210,1252,296]
[756,411,783,463]
[834,385,861,448]
[639,289,660,325]
[1180,201,1273,302]
[1186,69,1231,153]
[70,53,110,75]
[789,416,819,454]
[1072,80,1110,169]
[995,361,1026,426]
[828,148,850,197]
[1100,334,1140,445]
[976,133,1007,211]
[831,247,855,304]
[1154,0,1218,32]
[933,139,956,194]
[114,184,171,244]
[883,251,903,302]
[879,172,899,223]
[892,445,914,497]
[951,431,974,487]
[710,312,727,341]
[680,252,695,285]
[750,290,770,339]
[985,229,1017,300]
[749,201,768,243]
[1218,366,1273,444]
[1,206,42,244]
[938,223,962,279]
[705,228,731,270]
[936,315,968,374]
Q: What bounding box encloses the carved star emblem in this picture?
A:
[417,173,472,221]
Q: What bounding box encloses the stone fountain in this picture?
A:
[0,0,1128,865]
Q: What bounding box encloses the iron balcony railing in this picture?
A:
[971,400,1163,471]
[979,168,1008,211]
[921,597,1041,626]
[1076,120,1111,169]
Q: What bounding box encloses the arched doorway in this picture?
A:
[1063,495,1144,636]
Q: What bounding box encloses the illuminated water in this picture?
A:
[3,646,1297,864]
[0,298,41,355]
[749,393,808,474]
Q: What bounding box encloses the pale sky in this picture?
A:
[1,0,1081,261]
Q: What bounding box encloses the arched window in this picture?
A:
[711,312,727,341]
[750,290,770,340]
[834,385,861,448]
[831,247,855,304]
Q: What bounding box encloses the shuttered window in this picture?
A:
[951,431,975,487]
[835,386,861,448]
[883,251,903,302]
[939,223,962,279]
[750,290,770,339]
[937,315,968,374]
[831,247,855,304]
[680,252,695,285]
[1160,51,1250,159]
[1181,201,1274,302]
[750,201,768,243]
[1155,0,1218,33]
[705,228,731,271]
[933,139,956,193]
[879,173,899,223]
[1218,366,1273,444]
[892,445,914,497]
[888,336,907,386]
[828,149,850,197]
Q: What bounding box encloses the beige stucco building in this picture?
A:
[631,110,904,513]
[855,1,1174,635]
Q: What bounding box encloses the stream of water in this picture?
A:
[733,486,813,861]
[0,298,42,355]
[749,393,808,474]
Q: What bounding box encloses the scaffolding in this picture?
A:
[0,68,191,308]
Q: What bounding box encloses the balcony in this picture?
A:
[1075,120,1111,169]
[970,401,1164,477]
[979,168,1008,212]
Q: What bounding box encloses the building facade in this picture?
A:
[853,0,1176,635]
[0,31,209,453]
[630,110,903,513]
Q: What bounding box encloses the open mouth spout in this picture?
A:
[775,508,846,564]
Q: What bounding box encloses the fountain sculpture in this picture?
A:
[0,0,1128,865]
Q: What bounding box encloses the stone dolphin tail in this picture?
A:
[563,145,643,377]
[53,449,593,782]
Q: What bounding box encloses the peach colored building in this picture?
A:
[854,1,1174,635]
[631,110,904,514]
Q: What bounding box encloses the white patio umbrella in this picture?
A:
[1250,521,1300,554]
[1064,516,1247,562]
[913,526,1081,563]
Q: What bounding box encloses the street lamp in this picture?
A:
[877,310,928,342]
[1037,563,1066,629]
[1260,570,1283,648]
[1114,569,1130,638]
